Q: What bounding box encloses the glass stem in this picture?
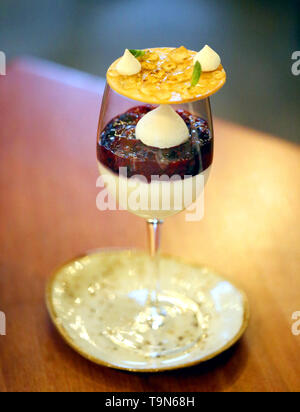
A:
[147,219,164,307]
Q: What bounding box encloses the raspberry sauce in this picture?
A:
[97,105,213,182]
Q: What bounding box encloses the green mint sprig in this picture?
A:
[129,49,146,58]
[190,61,202,87]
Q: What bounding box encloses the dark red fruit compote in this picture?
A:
[97,105,213,182]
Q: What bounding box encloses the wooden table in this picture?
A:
[0,58,299,392]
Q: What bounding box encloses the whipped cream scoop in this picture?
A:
[116,49,141,76]
[194,45,221,72]
[136,105,189,149]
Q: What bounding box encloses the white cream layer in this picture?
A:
[98,162,211,220]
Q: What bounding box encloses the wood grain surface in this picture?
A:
[0,58,299,392]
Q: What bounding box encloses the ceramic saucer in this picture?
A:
[46,250,249,372]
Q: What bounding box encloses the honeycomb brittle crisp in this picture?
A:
[107,46,226,104]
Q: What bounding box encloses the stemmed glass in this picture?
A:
[96,84,213,359]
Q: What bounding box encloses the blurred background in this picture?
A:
[0,0,299,143]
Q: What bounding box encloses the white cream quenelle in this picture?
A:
[194,45,221,72]
[116,49,141,76]
[136,104,189,149]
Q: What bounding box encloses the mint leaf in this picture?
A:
[129,49,146,58]
[190,61,202,87]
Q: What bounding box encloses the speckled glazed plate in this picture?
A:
[46,250,249,372]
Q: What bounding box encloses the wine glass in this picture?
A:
[96,84,213,359]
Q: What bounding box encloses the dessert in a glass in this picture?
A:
[97,46,224,356]
[47,46,249,372]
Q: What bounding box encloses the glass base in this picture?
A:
[100,289,207,358]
